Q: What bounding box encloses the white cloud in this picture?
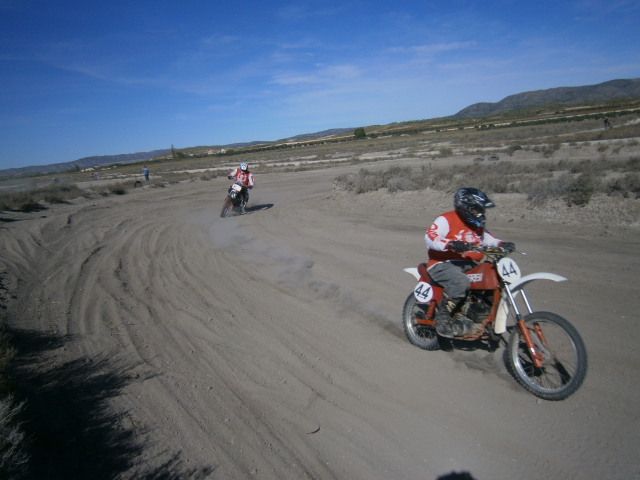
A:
[387,41,476,55]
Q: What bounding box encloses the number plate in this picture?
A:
[231,183,243,192]
[413,282,434,303]
[497,257,521,284]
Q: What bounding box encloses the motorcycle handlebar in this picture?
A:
[464,244,509,255]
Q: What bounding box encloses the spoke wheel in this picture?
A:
[506,312,587,401]
[402,293,440,350]
[220,198,232,218]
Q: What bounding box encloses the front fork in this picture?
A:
[504,285,547,369]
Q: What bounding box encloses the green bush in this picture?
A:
[354,127,366,139]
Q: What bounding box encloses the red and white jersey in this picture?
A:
[228,169,255,188]
[425,210,502,268]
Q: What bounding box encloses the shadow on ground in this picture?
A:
[9,328,211,479]
[247,203,274,213]
[437,472,477,480]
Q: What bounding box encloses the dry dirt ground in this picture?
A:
[1,156,640,480]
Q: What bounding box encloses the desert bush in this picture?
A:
[0,326,27,479]
[107,183,127,195]
[34,185,84,204]
[566,172,598,206]
[387,175,413,193]
[439,147,454,157]
[334,166,413,193]
[626,156,640,171]
[0,184,87,212]
[199,171,219,181]
[334,156,640,204]
[0,395,27,479]
[542,145,556,158]
[604,173,640,198]
[0,193,41,212]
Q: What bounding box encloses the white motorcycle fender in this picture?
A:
[403,267,420,280]
[494,272,567,334]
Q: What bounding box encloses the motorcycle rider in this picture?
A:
[425,187,515,338]
[227,162,255,214]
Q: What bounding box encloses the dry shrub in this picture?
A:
[566,173,598,206]
[387,175,413,193]
[107,183,127,195]
[604,173,640,198]
[334,157,639,207]
[439,147,454,157]
[0,395,27,479]
[199,171,219,181]
[0,184,87,212]
[334,166,412,194]
[0,193,41,212]
[0,327,27,479]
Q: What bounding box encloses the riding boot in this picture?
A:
[434,293,457,338]
[453,317,474,336]
[435,293,474,337]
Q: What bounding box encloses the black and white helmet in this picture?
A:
[454,187,495,227]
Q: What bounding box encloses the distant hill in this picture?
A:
[285,128,355,141]
[0,149,171,177]
[3,78,639,178]
[453,78,640,119]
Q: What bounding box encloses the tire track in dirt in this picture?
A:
[3,168,640,479]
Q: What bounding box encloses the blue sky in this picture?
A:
[1,0,639,169]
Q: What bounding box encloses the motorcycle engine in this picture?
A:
[461,293,493,323]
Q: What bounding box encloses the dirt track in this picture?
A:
[2,160,640,479]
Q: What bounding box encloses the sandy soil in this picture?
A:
[1,158,640,479]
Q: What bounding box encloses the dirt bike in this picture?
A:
[220,183,248,218]
[402,245,587,401]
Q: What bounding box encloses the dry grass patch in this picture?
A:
[0,184,86,212]
[334,157,640,207]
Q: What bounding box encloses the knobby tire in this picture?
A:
[220,197,232,218]
[402,293,440,351]
[505,311,587,401]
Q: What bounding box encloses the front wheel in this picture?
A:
[220,197,232,218]
[506,312,587,401]
[402,293,440,350]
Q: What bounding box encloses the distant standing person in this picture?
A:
[604,116,611,129]
[142,165,150,181]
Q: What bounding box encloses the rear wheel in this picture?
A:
[402,293,439,350]
[220,197,232,218]
[506,312,587,401]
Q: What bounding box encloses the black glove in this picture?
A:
[501,241,516,253]
[448,241,467,253]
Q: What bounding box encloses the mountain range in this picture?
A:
[2,78,638,177]
[452,78,640,119]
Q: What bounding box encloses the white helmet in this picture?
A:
[239,162,248,172]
